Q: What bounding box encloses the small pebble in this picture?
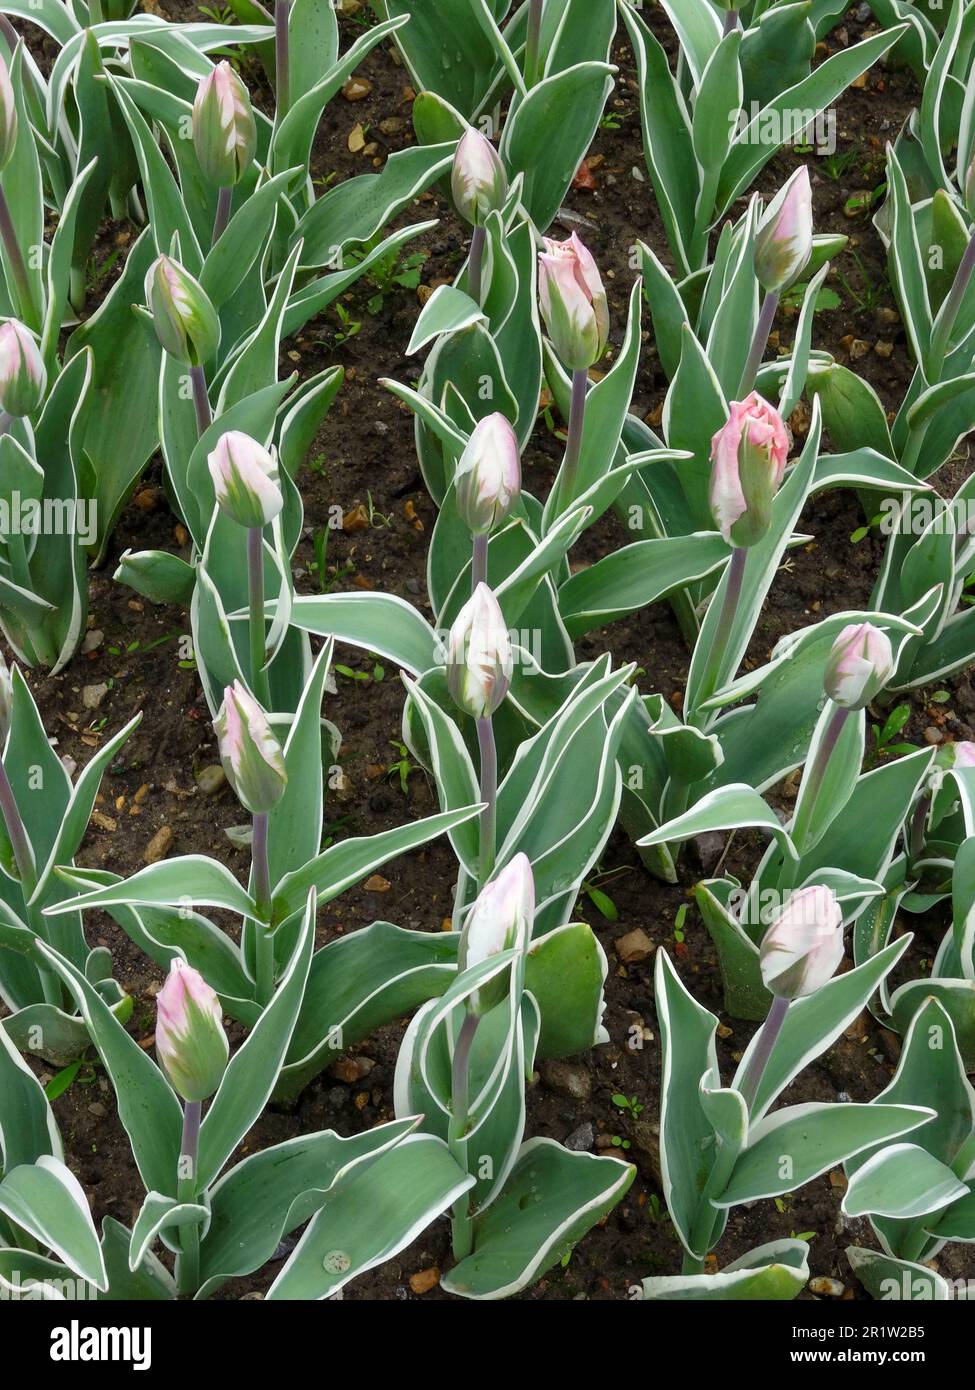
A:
[144,825,173,864]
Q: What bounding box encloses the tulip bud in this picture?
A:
[454,414,521,535]
[459,852,534,1015]
[0,53,17,174]
[759,885,844,1000]
[214,680,287,815]
[708,392,789,547]
[538,232,609,372]
[155,958,229,1102]
[0,319,46,418]
[451,127,508,226]
[754,167,813,294]
[207,430,283,530]
[952,741,975,769]
[823,622,893,710]
[446,583,512,720]
[192,60,256,188]
[145,254,220,366]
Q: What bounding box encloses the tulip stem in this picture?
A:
[739,289,779,397]
[0,756,58,1005]
[176,1100,202,1297]
[274,0,291,120]
[251,810,275,1005]
[788,702,850,860]
[737,993,790,1114]
[212,187,233,246]
[448,1008,481,1261]
[524,0,544,85]
[468,224,486,305]
[0,186,40,332]
[471,531,488,590]
[692,545,747,720]
[556,367,588,514]
[247,526,272,708]
[722,8,740,35]
[476,715,497,888]
[189,364,212,437]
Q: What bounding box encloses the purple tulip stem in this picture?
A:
[190,364,212,437]
[469,224,486,305]
[247,525,272,709]
[738,993,789,1114]
[252,810,274,1004]
[524,0,544,86]
[739,289,779,396]
[0,186,40,332]
[722,8,740,35]
[471,531,488,590]
[476,715,497,888]
[212,186,233,246]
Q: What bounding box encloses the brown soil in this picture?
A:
[4,0,974,1302]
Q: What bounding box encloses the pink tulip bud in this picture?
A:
[192,60,256,188]
[446,582,512,720]
[207,430,283,530]
[708,392,789,547]
[952,741,975,768]
[214,681,287,815]
[823,622,893,710]
[754,167,813,294]
[451,127,508,226]
[538,232,609,372]
[155,958,229,1102]
[454,414,521,535]
[145,254,220,366]
[0,319,46,418]
[759,885,844,999]
[0,53,17,173]
[459,852,534,1015]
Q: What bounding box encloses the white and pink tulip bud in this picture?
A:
[446,582,512,720]
[192,60,256,189]
[155,958,229,1102]
[0,319,46,418]
[754,167,813,294]
[823,622,893,710]
[459,852,535,1015]
[708,392,789,547]
[952,741,975,768]
[207,430,283,530]
[538,232,609,372]
[759,885,844,1000]
[451,127,508,226]
[454,413,521,535]
[214,680,287,815]
[145,254,220,366]
[0,53,16,173]
[964,152,975,222]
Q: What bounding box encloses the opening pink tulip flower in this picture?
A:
[460,852,535,1014]
[208,430,283,530]
[214,680,287,815]
[446,582,512,720]
[708,392,789,547]
[451,128,508,226]
[0,318,46,417]
[538,232,609,372]
[192,60,256,188]
[754,167,814,294]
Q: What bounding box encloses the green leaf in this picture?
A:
[48,856,257,920]
[842,1143,969,1221]
[641,1238,809,1301]
[0,1155,106,1290]
[441,1138,633,1299]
